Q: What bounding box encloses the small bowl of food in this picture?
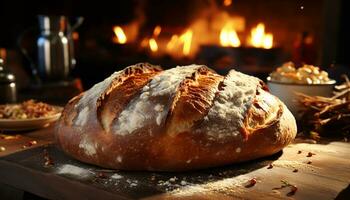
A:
[0,100,62,131]
[267,62,336,118]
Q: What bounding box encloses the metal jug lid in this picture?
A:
[38,15,67,32]
[0,59,15,83]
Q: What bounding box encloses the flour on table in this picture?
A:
[57,164,93,178]
[111,173,123,179]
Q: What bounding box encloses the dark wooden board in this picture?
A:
[1,139,350,200]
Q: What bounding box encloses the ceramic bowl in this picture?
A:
[267,77,336,118]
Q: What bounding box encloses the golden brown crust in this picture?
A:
[55,63,297,171]
[96,63,162,131]
[166,66,223,135]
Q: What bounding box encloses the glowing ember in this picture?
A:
[249,23,273,49]
[220,24,241,47]
[149,38,158,52]
[113,26,127,44]
[179,29,193,56]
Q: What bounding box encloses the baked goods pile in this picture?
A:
[0,100,59,119]
[269,62,332,84]
[55,63,297,171]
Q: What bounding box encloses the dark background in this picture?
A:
[0,0,349,89]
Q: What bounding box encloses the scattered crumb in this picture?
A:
[287,185,298,196]
[307,152,315,157]
[22,140,38,149]
[245,178,257,188]
[267,164,273,169]
[293,169,298,173]
[297,150,302,154]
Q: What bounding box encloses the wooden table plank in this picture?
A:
[0,127,349,200]
[0,126,54,157]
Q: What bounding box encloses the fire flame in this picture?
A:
[223,0,232,7]
[263,33,273,49]
[153,25,162,37]
[220,24,241,47]
[166,35,179,51]
[128,12,275,58]
[179,29,193,56]
[249,23,273,49]
[113,26,127,44]
[165,30,193,57]
[149,38,158,52]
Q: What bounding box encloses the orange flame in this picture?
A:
[166,35,178,52]
[249,23,273,49]
[113,26,127,44]
[263,33,273,49]
[179,29,193,56]
[149,38,158,52]
[223,0,232,7]
[153,25,162,37]
[220,24,241,47]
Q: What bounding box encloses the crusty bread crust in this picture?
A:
[55,63,297,171]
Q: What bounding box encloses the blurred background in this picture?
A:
[0,0,349,103]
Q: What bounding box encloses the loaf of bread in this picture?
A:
[55,63,297,171]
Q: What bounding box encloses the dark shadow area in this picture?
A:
[336,184,350,200]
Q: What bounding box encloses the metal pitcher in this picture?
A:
[19,15,83,83]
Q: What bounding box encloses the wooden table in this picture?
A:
[0,127,349,200]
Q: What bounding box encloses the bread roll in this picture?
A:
[55,63,297,171]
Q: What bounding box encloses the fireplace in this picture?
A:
[0,0,348,89]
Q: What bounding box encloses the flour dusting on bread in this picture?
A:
[113,65,200,135]
[74,71,122,126]
[78,136,97,156]
[75,106,89,126]
[198,70,260,140]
